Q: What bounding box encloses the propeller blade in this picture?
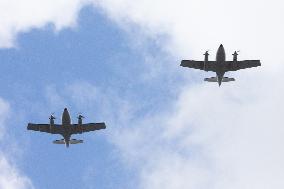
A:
[49,113,56,119]
[77,113,85,119]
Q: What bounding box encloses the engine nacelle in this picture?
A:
[203,51,209,71]
[49,114,56,132]
[77,115,84,134]
[232,51,238,61]
[204,51,209,62]
[78,117,83,125]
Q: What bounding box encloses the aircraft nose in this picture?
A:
[218,44,224,51]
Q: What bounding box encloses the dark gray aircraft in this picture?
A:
[27,108,106,148]
[180,44,261,86]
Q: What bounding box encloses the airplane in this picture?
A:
[180,44,261,86]
[27,108,106,148]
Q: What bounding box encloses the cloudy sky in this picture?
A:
[0,0,283,189]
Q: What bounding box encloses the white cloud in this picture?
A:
[0,0,90,48]
[0,99,10,140]
[0,98,34,189]
[0,156,34,189]
[107,68,284,189]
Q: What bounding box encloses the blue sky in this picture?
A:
[1,7,144,189]
[1,1,284,189]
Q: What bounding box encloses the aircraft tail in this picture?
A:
[204,77,235,82]
[53,139,83,147]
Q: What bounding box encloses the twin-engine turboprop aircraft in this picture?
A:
[27,108,106,148]
[180,44,261,86]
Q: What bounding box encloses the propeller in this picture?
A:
[77,113,85,119]
[203,50,210,55]
[49,113,56,120]
[232,50,240,55]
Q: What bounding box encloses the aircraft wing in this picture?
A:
[180,60,217,72]
[226,60,261,71]
[72,123,106,134]
[27,123,62,134]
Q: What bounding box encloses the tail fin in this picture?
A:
[69,139,83,144]
[204,77,235,82]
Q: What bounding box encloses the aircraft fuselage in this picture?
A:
[61,108,72,147]
[215,44,226,86]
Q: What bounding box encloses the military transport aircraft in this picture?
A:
[27,108,106,148]
[180,44,261,86]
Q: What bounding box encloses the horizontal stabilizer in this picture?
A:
[204,77,235,82]
[222,77,235,82]
[53,139,65,144]
[70,139,83,144]
[204,77,218,82]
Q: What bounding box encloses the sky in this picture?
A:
[0,1,284,189]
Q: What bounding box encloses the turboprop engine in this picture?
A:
[232,51,239,61]
[77,114,84,134]
[77,114,84,125]
[203,51,209,71]
[204,51,209,62]
[49,114,56,131]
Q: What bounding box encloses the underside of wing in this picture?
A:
[72,122,106,134]
[226,60,261,71]
[27,123,62,134]
[180,60,217,72]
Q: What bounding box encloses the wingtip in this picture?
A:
[27,123,32,129]
[180,60,187,67]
